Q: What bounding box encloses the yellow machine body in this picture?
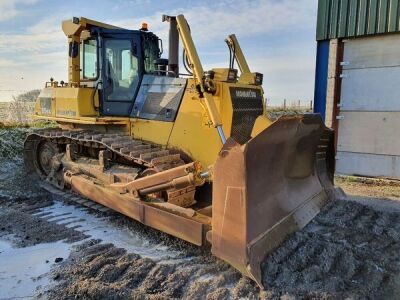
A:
[27,15,335,288]
[34,78,270,169]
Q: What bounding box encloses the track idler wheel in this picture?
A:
[35,140,60,177]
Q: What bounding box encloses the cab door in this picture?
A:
[100,31,142,116]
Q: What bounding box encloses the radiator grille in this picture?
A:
[229,87,264,144]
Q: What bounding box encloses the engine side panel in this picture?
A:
[166,79,268,167]
[33,87,99,119]
[131,75,187,122]
[130,119,174,146]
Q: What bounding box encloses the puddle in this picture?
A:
[0,238,71,299]
[0,195,193,297]
[34,201,185,262]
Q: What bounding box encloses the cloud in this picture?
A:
[203,50,317,104]
[0,58,22,67]
[0,33,64,53]
[0,0,315,58]
[182,0,315,42]
[0,0,318,103]
[0,13,66,54]
[110,0,317,103]
[0,0,38,22]
[0,55,67,101]
[0,10,67,100]
[113,0,315,43]
[28,14,65,34]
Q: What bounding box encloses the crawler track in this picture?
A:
[23,128,197,213]
[24,129,186,174]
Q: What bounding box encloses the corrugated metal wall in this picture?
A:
[317,0,400,40]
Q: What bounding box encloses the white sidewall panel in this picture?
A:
[337,34,400,179]
[337,112,400,156]
[336,152,400,178]
[343,34,400,69]
[337,112,400,155]
[341,68,400,111]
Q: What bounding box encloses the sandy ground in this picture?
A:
[1,130,400,299]
[336,176,400,213]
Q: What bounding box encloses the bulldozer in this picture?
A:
[24,14,335,287]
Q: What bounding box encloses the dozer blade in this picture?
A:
[211,114,335,288]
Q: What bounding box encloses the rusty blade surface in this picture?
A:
[211,114,335,288]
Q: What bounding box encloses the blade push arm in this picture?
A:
[176,15,226,144]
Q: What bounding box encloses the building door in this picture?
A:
[336,34,400,178]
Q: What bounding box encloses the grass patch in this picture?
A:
[336,174,400,187]
[266,107,312,121]
[0,120,56,160]
[0,120,56,129]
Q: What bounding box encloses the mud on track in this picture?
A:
[1,129,400,299]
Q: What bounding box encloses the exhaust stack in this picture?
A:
[162,15,179,77]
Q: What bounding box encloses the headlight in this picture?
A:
[204,70,215,80]
[227,69,238,82]
[254,72,263,86]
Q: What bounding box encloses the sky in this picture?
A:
[0,0,319,105]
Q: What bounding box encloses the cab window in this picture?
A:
[80,39,98,80]
[144,38,159,73]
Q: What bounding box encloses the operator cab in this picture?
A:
[80,24,163,116]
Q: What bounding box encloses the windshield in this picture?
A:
[104,39,140,101]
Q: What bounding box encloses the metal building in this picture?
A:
[314,0,400,179]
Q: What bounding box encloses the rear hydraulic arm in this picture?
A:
[225,34,251,74]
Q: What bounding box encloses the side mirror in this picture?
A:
[158,38,163,55]
[68,41,79,58]
[131,43,138,56]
